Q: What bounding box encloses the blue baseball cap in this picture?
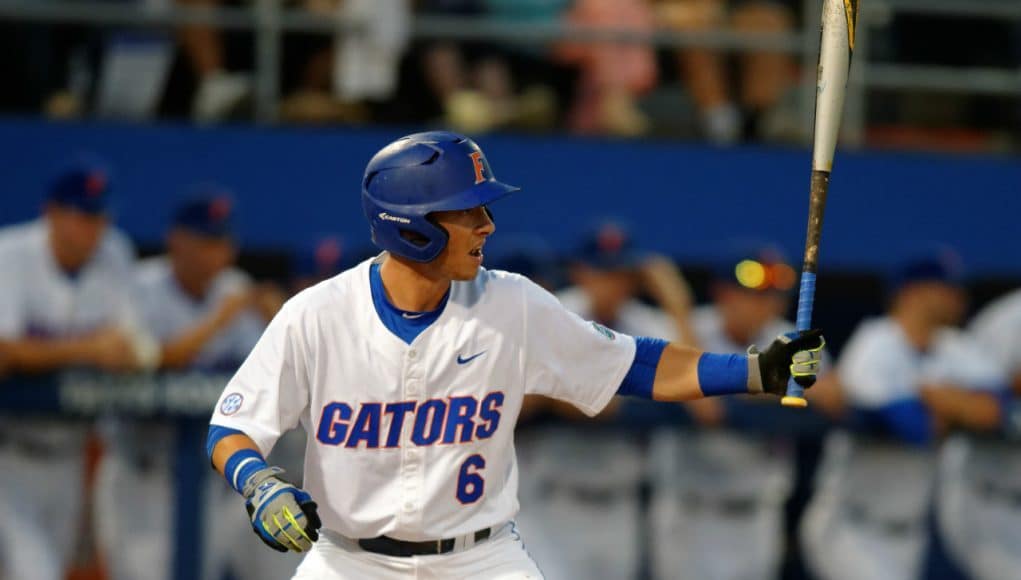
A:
[713,242,797,293]
[294,235,349,279]
[573,221,646,271]
[48,157,113,215]
[172,187,236,238]
[890,246,964,290]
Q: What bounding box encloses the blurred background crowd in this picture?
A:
[0,1,1019,580]
[0,0,1020,150]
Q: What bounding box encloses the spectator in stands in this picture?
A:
[800,249,1007,580]
[174,0,254,122]
[92,190,294,580]
[279,0,410,124]
[936,285,1021,580]
[413,0,522,132]
[655,0,799,144]
[555,0,658,136]
[514,222,694,580]
[0,156,155,580]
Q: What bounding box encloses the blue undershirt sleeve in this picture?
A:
[871,399,934,446]
[617,336,669,399]
[206,425,246,460]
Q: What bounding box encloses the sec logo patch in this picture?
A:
[220,393,244,415]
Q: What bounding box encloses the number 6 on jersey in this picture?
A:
[457,454,486,504]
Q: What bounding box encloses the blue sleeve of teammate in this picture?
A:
[851,398,933,446]
[617,336,669,399]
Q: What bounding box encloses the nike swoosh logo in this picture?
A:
[456,351,487,365]
[402,312,426,319]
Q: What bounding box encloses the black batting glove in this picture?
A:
[748,329,825,396]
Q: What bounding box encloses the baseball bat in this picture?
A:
[781,0,859,408]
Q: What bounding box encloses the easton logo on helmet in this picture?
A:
[379,212,411,224]
[469,151,486,184]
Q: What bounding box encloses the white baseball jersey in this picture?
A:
[829,317,1004,519]
[511,286,674,580]
[650,306,795,500]
[0,219,140,447]
[801,316,1006,580]
[96,257,304,580]
[647,307,794,580]
[0,218,139,580]
[211,256,637,541]
[934,290,1021,580]
[0,219,139,342]
[135,256,264,370]
[103,256,266,458]
[958,288,1021,489]
[970,288,1021,381]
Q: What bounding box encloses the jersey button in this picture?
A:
[408,349,418,359]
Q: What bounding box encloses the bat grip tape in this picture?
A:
[784,272,816,404]
[794,272,816,332]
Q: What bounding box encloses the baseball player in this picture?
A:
[648,244,804,580]
[800,251,1007,580]
[206,131,824,579]
[514,222,691,580]
[93,192,302,580]
[935,286,1021,580]
[0,158,153,580]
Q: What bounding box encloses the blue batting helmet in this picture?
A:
[361,131,520,262]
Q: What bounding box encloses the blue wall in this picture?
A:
[1,119,1018,274]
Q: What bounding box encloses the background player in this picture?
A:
[0,158,154,580]
[800,250,1007,580]
[935,284,1021,580]
[516,222,694,580]
[93,191,299,580]
[205,131,823,578]
[648,243,807,580]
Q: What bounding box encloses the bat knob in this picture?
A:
[781,396,808,408]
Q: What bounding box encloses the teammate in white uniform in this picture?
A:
[936,287,1021,580]
[649,245,802,580]
[515,222,691,580]
[93,192,300,580]
[205,131,824,579]
[800,252,1006,580]
[0,159,152,580]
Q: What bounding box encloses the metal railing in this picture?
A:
[1,0,1018,142]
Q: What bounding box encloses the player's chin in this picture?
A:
[452,265,481,281]
[451,257,483,280]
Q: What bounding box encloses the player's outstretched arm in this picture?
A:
[208,427,322,553]
[649,330,825,402]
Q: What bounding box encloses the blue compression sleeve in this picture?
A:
[851,399,933,446]
[617,337,669,399]
[223,448,268,495]
[697,353,749,397]
[206,425,245,460]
